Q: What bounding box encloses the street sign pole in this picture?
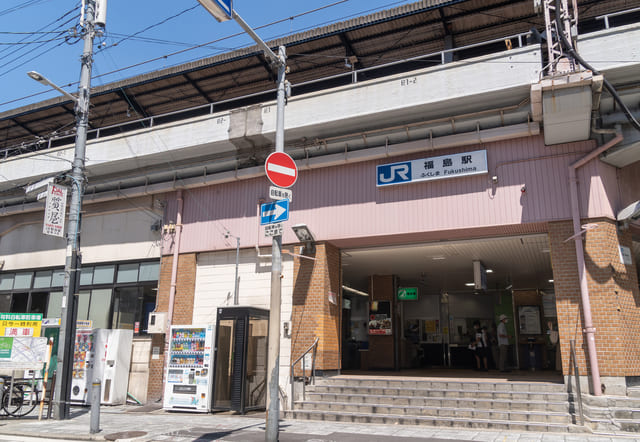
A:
[266,45,287,442]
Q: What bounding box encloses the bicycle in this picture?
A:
[0,375,40,418]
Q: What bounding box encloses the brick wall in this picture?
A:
[147,252,197,402]
[549,219,640,378]
[291,242,341,374]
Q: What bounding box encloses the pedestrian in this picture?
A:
[498,314,511,372]
[471,320,488,371]
[488,322,499,369]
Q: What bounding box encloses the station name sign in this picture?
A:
[376,149,488,187]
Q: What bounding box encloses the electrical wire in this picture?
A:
[554,0,640,132]
[0,0,48,18]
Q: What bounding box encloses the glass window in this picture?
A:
[0,294,11,312]
[33,271,53,289]
[29,292,48,315]
[214,319,235,409]
[10,293,28,312]
[0,274,14,291]
[46,292,63,319]
[93,265,115,285]
[76,291,91,320]
[80,267,94,286]
[13,273,33,290]
[51,270,65,287]
[111,287,140,330]
[88,289,112,329]
[116,263,139,284]
[139,262,159,281]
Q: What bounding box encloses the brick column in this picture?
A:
[146,253,197,402]
[291,242,341,374]
[549,219,640,392]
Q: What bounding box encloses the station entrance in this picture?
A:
[340,234,562,376]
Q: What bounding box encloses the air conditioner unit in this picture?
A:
[147,312,167,334]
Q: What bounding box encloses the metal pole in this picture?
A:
[265,45,287,442]
[233,236,240,305]
[53,0,95,420]
[90,379,101,433]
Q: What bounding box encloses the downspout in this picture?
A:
[568,133,623,396]
[165,189,184,344]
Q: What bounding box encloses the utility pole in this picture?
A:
[266,46,287,442]
[52,0,98,420]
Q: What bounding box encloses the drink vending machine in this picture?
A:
[163,325,214,412]
[70,325,94,404]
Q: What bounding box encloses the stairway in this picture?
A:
[287,375,586,433]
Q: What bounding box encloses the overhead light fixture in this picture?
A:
[548,279,554,283]
[432,256,446,260]
[27,70,78,103]
[505,284,513,290]
[465,282,475,287]
[486,269,494,273]
[292,224,316,254]
[342,285,369,297]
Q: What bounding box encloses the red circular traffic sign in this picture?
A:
[265,152,298,188]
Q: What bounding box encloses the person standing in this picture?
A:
[498,314,511,372]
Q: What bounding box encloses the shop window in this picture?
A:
[51,270,65,287]
[93,266,115,285]
[33,271,52,289]
[116,263,139,284]
[77,291,91,320]
[13,273,32,290]
[0,274,14,291]
[29,292,48,314]
[139,262,159,281]
[10,293,28,312]
[80,267,94,286]
[111,286,155,333]
[46,291,63,318]
[88,289,112,329]
[0,294,11,312]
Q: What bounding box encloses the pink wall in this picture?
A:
[163,135,620,254]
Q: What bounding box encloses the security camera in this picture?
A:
[617,200,640,222]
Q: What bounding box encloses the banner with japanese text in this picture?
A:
[0,312,43,337]
[43,183,68,237]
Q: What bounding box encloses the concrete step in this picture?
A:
[295,400,572,424]
[316,377,567,393]
[309,384,569,402]
[286,409,585,433]
[305,391,570,412]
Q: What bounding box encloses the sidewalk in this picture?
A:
[0,405,639,442]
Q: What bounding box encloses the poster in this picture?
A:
[0,313,42,337]
[368,301,392,335]
[518,306,541,334]
[43,183,68,237]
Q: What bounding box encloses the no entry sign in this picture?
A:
[265,152,298,188]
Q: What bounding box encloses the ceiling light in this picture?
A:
[432,256,446,260]
[486,269,494,273]
[465,282,475,287]
[548,279,554,283]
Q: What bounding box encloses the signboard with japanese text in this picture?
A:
[376,150,488,187]
[43,183,68,237]
[0,337,48,368]
[269,186,292,202]
[264,223,283,237]
[397,287,418,301]
[0,313,42,337]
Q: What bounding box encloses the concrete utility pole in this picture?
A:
[266,45,287,442]
[52,0,97,420]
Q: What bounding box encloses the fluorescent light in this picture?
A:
[431,256,446,260]
[486,269,494,273]
[465,282,475,287]
[548,279,554,283]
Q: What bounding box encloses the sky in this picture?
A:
[0,0,418,114]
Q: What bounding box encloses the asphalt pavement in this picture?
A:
[0,405,639,442]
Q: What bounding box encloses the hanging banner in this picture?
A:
[43,183,68,237]
[0,313,42,337]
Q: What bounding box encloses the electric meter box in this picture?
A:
[148,312,167,334]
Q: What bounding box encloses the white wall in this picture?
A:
[0,209,161,270]
[194,248,294,392]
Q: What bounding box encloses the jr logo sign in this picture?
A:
[376,162,412,186]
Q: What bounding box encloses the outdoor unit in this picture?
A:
[147,312,167,334]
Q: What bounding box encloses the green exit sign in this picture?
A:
[397,287,418,301]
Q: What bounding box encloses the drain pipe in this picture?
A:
[568,133,623,396]
[166,189,184,343]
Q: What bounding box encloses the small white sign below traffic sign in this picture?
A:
[264,223,283,237]
[269,186,292,202]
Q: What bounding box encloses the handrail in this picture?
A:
[596,6,640,29]
[569,339,585,426]
[290,337,319,409]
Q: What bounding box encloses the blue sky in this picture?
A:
[0,0,417,113]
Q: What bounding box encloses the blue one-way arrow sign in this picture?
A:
[260,200,289,225]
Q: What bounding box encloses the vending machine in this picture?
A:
[93,329,133,405]
[163,325,214,412]
[70,326,94,404]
